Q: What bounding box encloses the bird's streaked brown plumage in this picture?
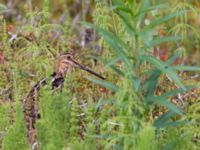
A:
[23,52,105,148]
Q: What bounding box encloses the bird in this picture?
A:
[23,52,105,147]
[51,52,105,90]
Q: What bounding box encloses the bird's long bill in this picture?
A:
[71,59,106,80]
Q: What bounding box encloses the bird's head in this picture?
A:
[55,52,105,80]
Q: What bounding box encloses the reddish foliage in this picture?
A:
[160,43,168,61]
[7,24,15,33]
[153,29,168,62]
[100,87,109,94]
[0,51,5,64]
[173,57,184,65]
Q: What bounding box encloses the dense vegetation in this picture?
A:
[0,0,200,150]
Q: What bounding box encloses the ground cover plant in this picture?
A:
[0,0,200,150]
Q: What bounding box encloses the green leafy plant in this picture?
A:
[84,0,200,149]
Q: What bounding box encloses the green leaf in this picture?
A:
[145,36,181,48]
[161,86,194,98]
[171,66,200,72]
[144,70,161,97]
[95,98,115,110]
[113,0,136,36]
[154,110,175,124]
[110,66,125,77]
[139,0,152,14]
[113,8,136,36]
[145,86,194,115]
[86,77,119,92]
[166,54,180,65]
[141,55,185,90]
[83,22,132,69]
[104,56,122,68]
[154,119,189,128]
[112,2,133,15]
[146,96,183,115]
[140,3,169,15]
[154,109,190,128]
[137,0,152,28]
[131,76,141,91]
[144,11,186,31]
[139,29,157,48]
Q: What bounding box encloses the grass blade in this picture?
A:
[144,11,186,31]
[171,66,200,71]
[146,96,183,115]
[83,22,132,69]
[144,69,161,97]
[86,77,118,92]
[141,55,185,90]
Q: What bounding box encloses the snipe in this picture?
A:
[23,52,105,148]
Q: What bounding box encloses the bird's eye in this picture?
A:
[67,55,71,59]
